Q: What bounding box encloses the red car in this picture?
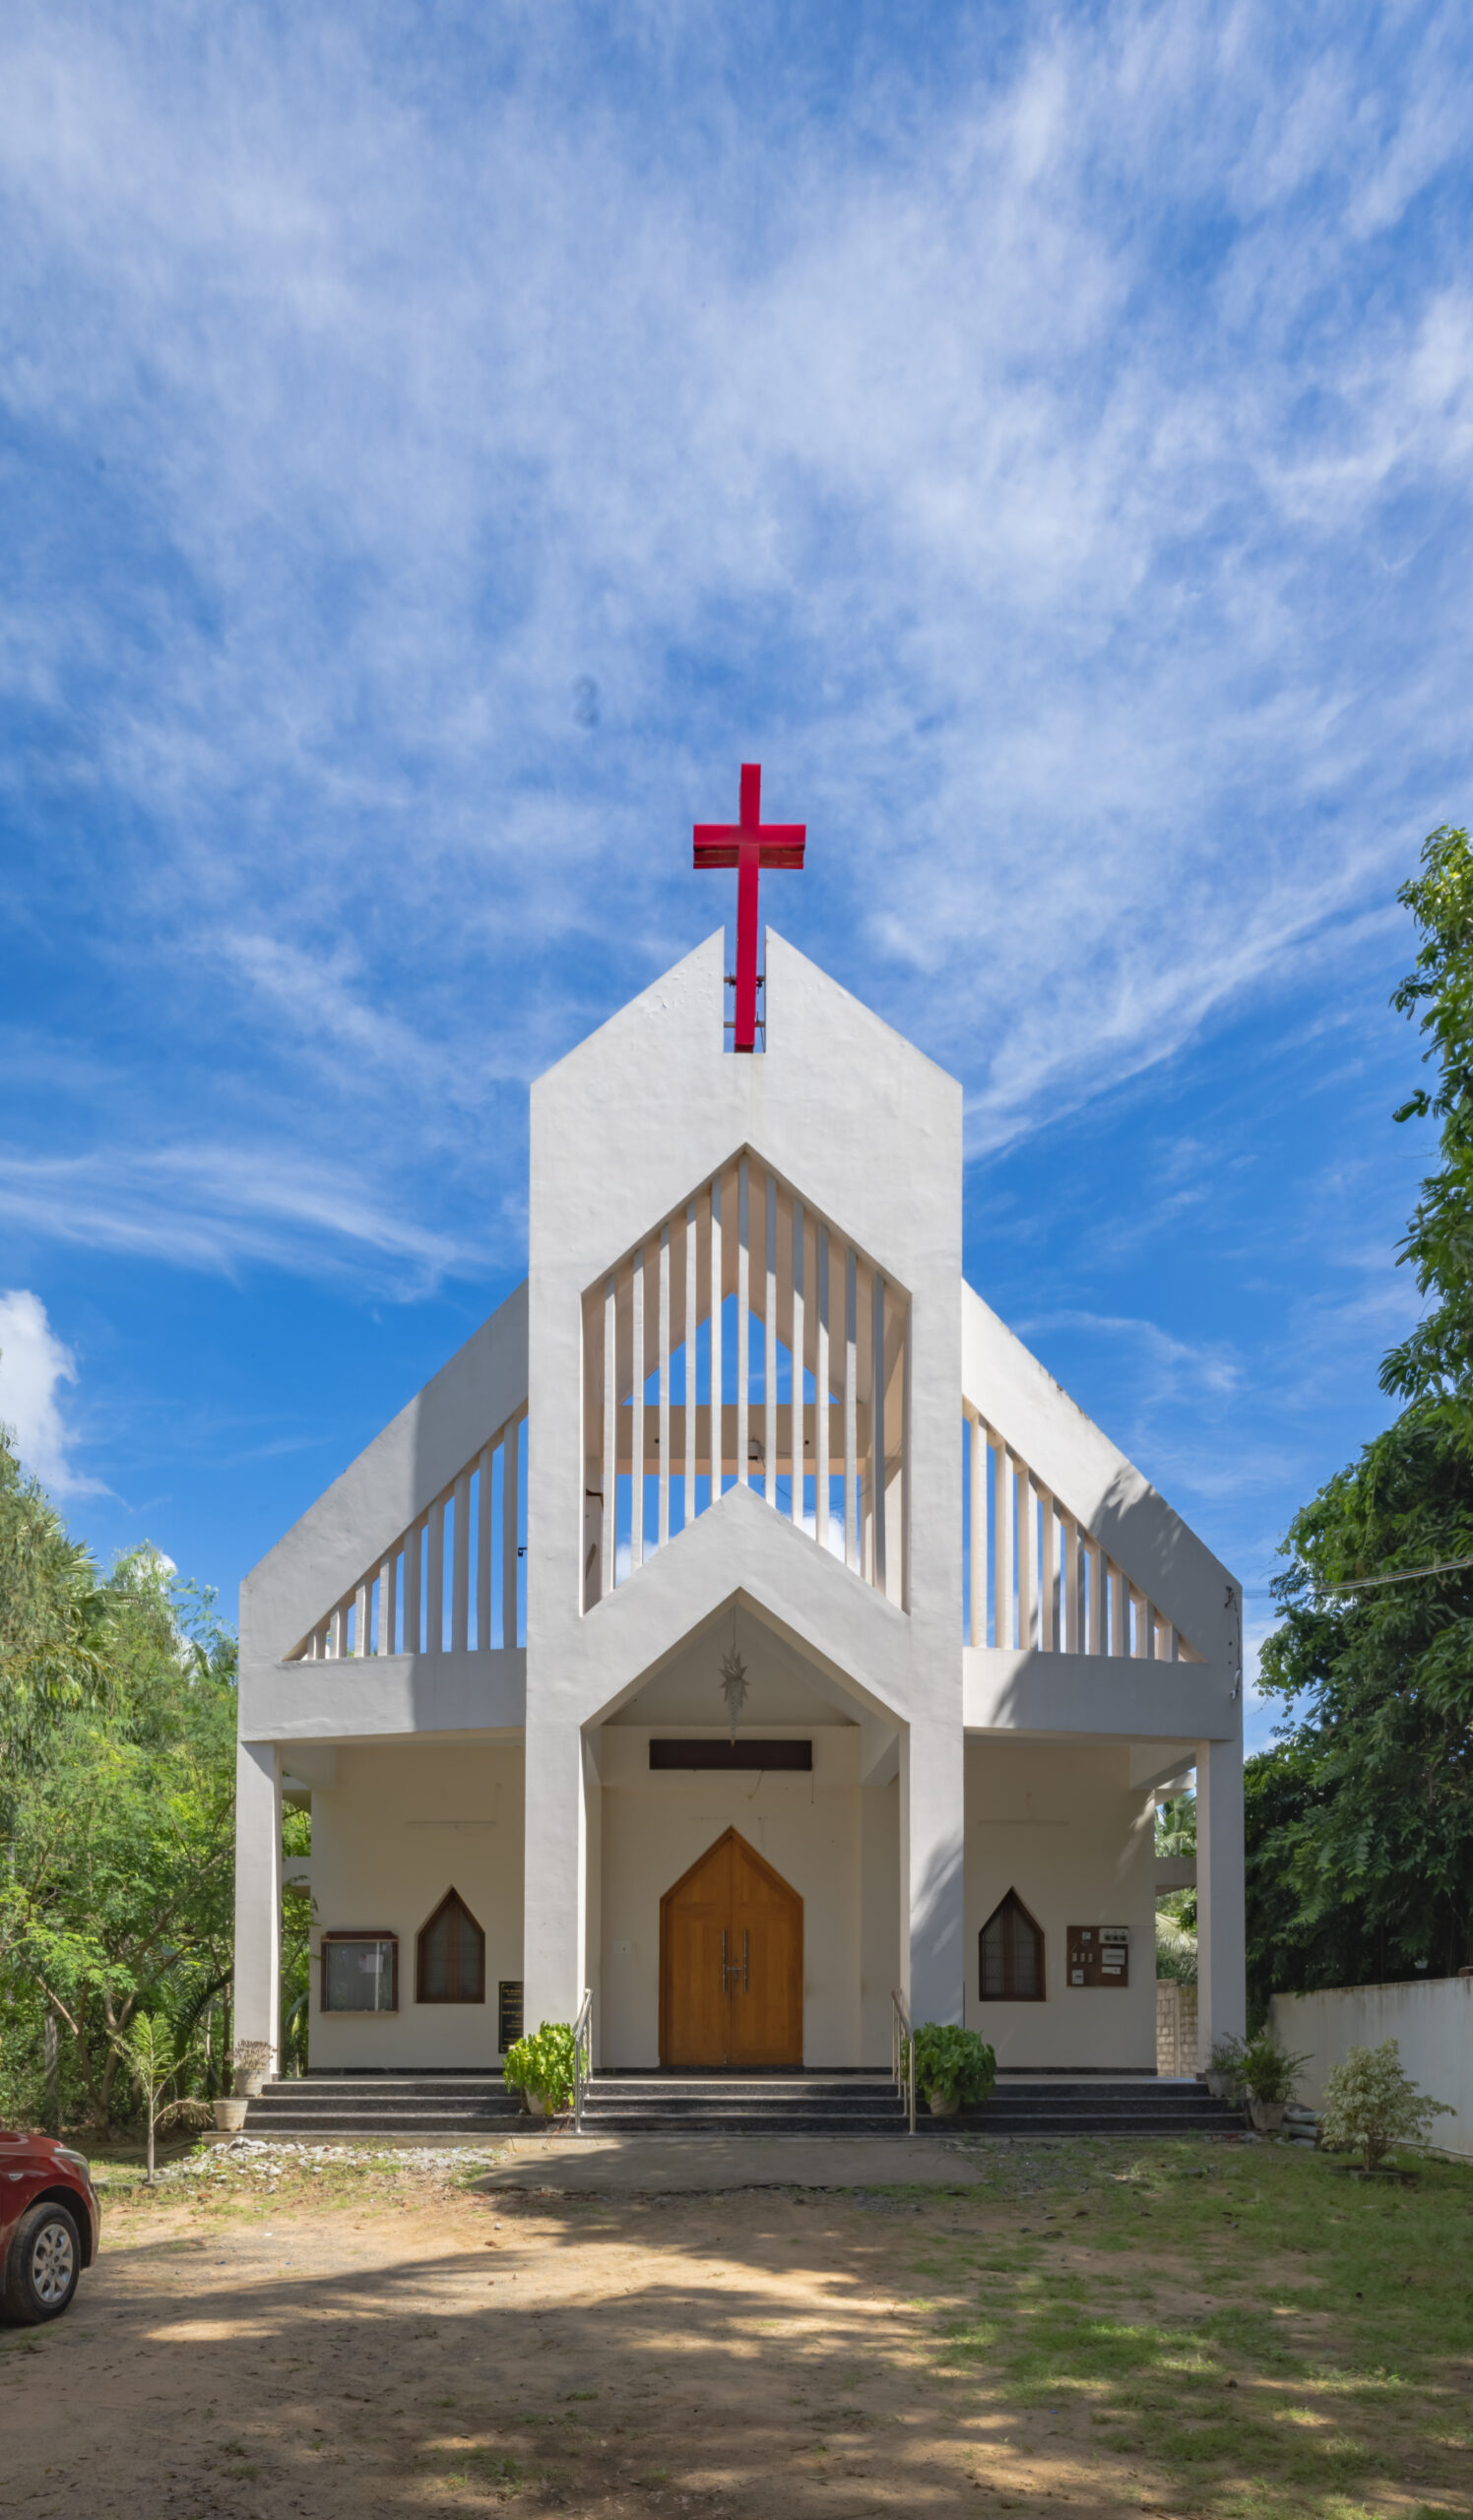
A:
[1,2130,98,2323]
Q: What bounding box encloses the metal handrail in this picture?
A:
[891,1988,916,2136]
[572,1986,594,2134]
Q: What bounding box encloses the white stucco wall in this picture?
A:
[596,1726,877,2066]
[1270,1978,1473,2160]
[307,1742,526,2068]
[962,1740,1158,2068]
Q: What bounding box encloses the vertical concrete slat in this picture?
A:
[1038,1485,1055,1650]
[871,1268,887,1594]
[404,1517,422,1656]
[765,1169,778,1511]
[969,1414,986,1646]
[658,1222,672,1549]
[503,1415,521,1649]
[478,1443,493,1641]
[1015,1460,1032,1650]
[602,1281,616,1596]
[815,1224,830,1553]
[790,1193,804,1527]
[630,1245,645,1567]
[736,1158,750,1488]
[379,1549,396,1658]
[1110,1559,1126,1657]
[844,1243,859,1571]
[1062,1510,1080,1652]
[992,1434,1009,1647]
[709,1175,723,1499]
[426,1494,445,1654]
[451,1468,471,1653]
[354,1578,369,1659]
[684,1198,698,1534]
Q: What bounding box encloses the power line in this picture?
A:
[1244,1553,1473,1600]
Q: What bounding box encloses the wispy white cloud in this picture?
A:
[1,2,1470,1289]
[0,1289,105,1496]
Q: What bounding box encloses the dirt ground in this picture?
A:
[2,2139,1469,2519]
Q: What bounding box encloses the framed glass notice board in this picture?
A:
[1066,1925,1130,1987]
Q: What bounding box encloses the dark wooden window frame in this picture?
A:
[319,1931,399,2013]
[649,1738,812,1772]
[978,1888,1047,2002]
[415,1887,487,2004]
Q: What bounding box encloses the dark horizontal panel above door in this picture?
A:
[649,1738,812,1772]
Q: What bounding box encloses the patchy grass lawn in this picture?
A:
[3,2133,1467,2518]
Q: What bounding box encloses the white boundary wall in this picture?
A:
[1270,1978,1473,2161]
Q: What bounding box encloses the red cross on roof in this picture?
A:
[692,764,806,1052]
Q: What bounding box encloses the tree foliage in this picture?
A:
[0,1428,240,2136]
[1249,826,1473,2004]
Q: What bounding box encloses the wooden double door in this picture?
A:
[659,1828,803,2067]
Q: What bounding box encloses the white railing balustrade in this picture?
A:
[286,1406,528,1663]
[961,1407,1199,1663]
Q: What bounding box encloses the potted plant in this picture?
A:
[229,2039,276,2102]
[1317,2040,1453,2174]
[1239,2030,1308,2132]
[909,2024,996,2119]
[1204,2034,1245,2103]
[502,2022,578,2120]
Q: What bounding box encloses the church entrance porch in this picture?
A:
[659,1828,803,2067]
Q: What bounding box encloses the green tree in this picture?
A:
[0,1538,237,2136]
[1251,825,1473,1993]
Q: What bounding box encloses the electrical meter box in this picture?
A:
[1066,1924,1130,1988]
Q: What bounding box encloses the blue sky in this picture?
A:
[3,2,1471,1751]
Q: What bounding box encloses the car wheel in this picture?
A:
[2,2204,82,2324]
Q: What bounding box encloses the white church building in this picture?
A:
[234,912,1246,2086]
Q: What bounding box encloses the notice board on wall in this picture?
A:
[1066,1925,1130,1987]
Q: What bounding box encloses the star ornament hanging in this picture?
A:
[719,1642,749,1741]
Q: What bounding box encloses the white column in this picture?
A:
[658,1223,672,1549]
[765,1170,778,1509]
[523,1720,587,2030]
[844,1244,859,1571]
[736,1159,750,1488]
[815,1225,830,1553]
[353,1578,369,1658]
[790,1194,804,1528]
[630,1244,645,1567]
[900,1721,966,2029]
[1110,1560,1126,1657]
[969,1415,986,1646]
[709,1175,723,1499]
[502,1414,521,1648]
[379,1546,397,1658]
[478,1444,493,1643]
[684,1198,697,1534]
[1086,1537,1103,1654]
[232,1739,282,2056]
[1195,1733,1247,2066]
[1015,1462,1032,1649]
[602,1281,616,1596]
[1062,1511,1079,1652]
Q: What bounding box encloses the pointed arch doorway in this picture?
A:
[659,1828,803,2067]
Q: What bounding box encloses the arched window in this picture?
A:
[979,1890,1045,2001]
[416,1889,486,2003]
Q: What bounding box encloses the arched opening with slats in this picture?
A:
[582,1150,909,1611]
[416,1889,486,2004]
[979,1888,1046,2002]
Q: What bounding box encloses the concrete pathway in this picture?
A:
[477,2132,987,2190]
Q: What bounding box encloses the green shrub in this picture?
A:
[1239,2030,1308,2105]
[1318,2039,1454,2173]
[502,2021,577,2111]
[908,2023,996,2110]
